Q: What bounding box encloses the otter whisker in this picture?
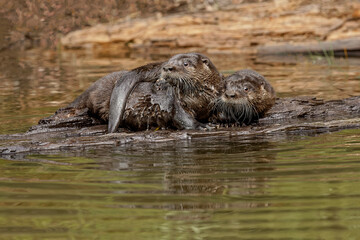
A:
[235,103,246,125]
[250,102,259,121]
[245,102,253,125]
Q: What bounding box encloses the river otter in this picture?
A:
[212,69,276,125]
[108,53,222,132]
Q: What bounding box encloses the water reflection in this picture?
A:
[82,137,278,211]
[1,130,360,239]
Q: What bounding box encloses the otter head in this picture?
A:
[158,53,219,94]
[214,69,276,125]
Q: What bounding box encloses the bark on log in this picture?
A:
[1,96,359,156]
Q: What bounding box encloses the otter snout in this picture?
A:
[225,90,237,99]
[163,65,175,72]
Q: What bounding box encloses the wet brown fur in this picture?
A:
[66,71,178,131]
[68,71,126,122]
[212,69,276,125]
[159,53,222,124]
[68,53,221,131]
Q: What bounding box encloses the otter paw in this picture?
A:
[196,123,215,131]
[155,78,168,91]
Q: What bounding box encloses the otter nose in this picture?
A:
[225,91,236,98]
[163,65,174,72]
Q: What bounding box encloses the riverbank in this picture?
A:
[2,0,360,56]
[60,0,360,57]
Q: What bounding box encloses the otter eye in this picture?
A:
[244,87,249,92]
[183,62,188,67]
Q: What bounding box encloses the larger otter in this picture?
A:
[212,69,276,125]
[64,52,221,131]
[108,53,222,132]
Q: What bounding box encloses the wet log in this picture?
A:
[0,96,360,156]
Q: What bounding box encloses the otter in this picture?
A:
[108,53,222,132]
[63,53,221,131]
[212,69,276,125]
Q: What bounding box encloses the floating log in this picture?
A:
[0,96,359,156]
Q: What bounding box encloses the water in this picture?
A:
[0,47,360,239]
[1,131,360,239]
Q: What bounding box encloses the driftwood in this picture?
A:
[0,96,360,156]
[258,37,360,57]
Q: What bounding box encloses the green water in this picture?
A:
[1,131,360,239]
[0,48,360,239]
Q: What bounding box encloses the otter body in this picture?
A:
[212,69,276,125]
[67,71,178,131]
[66,68,202,131]
[108,62,165,132]
[122,82,176,131]
[68,71,127,122]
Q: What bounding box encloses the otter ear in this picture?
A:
[201,58,209,66]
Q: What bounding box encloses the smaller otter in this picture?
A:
[212,69,276,125]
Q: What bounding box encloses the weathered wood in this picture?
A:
[0,96,359,156]
[59,1,360,57]
[258,37,360,57]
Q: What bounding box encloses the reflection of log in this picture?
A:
[258,37,360,57]
[0,96,359,155]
